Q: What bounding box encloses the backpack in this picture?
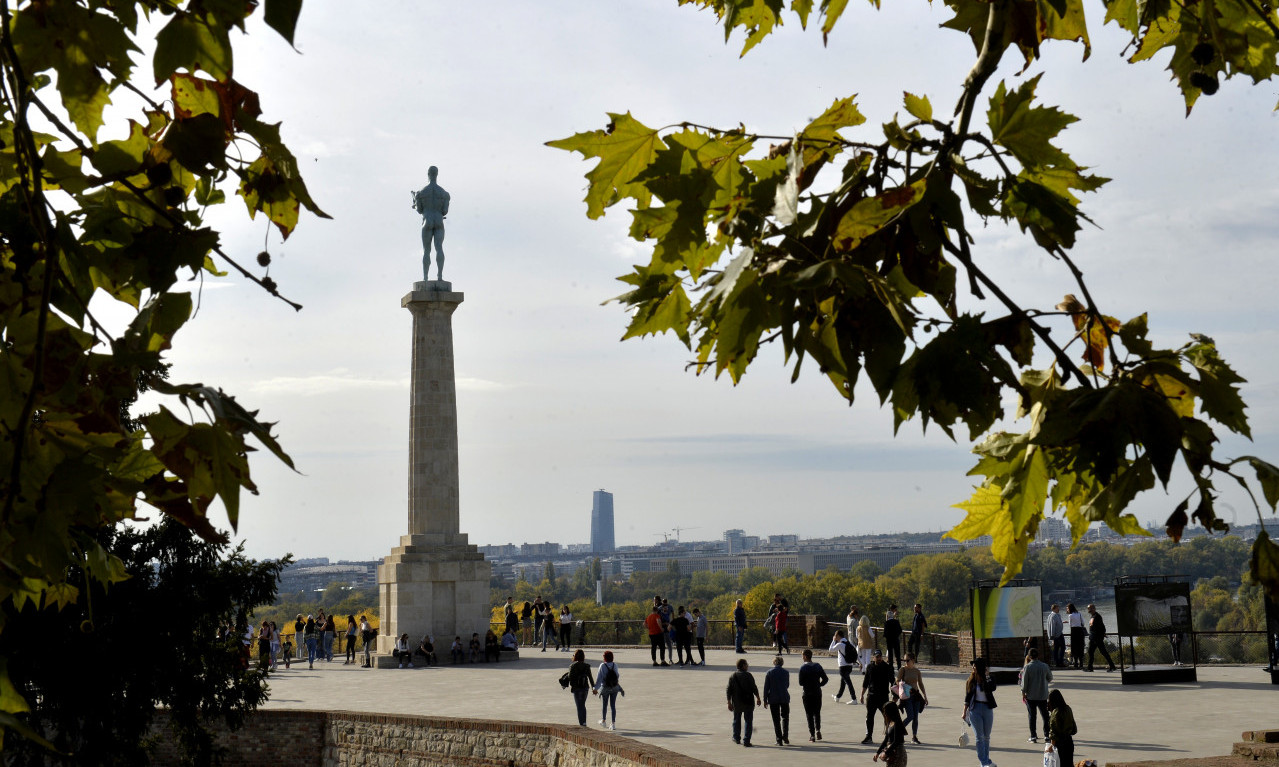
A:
[603,663,619,688]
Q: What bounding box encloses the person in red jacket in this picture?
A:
[646,605,669,666]
[774,605,790,655]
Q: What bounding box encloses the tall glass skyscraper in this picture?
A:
[590,490,615,553]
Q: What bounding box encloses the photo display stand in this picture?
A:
[969,579,1043,685]
[1113,575,1196,685]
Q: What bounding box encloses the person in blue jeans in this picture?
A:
[734,599,747,653]
[962,658,998,767]
[303,615,318,669]
[567,649,595,727]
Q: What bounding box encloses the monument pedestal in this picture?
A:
[375,533,490,662]
[374,283,492,663]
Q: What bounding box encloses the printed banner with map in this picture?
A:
[971,586,1043,639]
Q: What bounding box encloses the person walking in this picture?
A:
[873,702,907,767]
[303,614,318,669]
[567,649,595,727]
[693,607,708,665]
[559,604,574,652]
[857,614,875,671]
[763,655,791,745]
[1085,604,1117,672]
[344,615,358,665]
[884,605,903,671]
[860,649,894,744]
[1047,604,1066,668]
[726,658,762,746]
[896,652,928,744]
[908,604,927,660]
[1019,647,1053,743]
[962,658,998,767]
[1046,689,1076,767]
[829,628,857,704]
[1067,603,1086,669]
[797,648,828,742]
[733,599,748,653]
[594,650,622,730]
[645,605,668,666]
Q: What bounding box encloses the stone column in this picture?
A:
[376,280,491,662]
[404,281,462,541]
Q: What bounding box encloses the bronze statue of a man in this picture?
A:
[411,166,451,281]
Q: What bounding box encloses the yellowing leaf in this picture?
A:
[903,91,933,122]
[547,113,664,220]
[832,180,925,252]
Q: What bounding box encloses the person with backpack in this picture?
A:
[594,650,623,730]
[567,649,595,727]
[829,629,857,704]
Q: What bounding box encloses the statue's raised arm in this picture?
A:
[413,166,450,282]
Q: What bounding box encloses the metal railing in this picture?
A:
[1120,631,1271,666]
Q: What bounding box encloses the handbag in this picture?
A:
[558,671,572,689]
[892,681,912,700]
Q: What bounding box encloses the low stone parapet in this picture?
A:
[151,709,718,767]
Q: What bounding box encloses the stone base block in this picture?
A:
[376,545,491,655]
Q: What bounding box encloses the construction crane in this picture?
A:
[670,526,700,542]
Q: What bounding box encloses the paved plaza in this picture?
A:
[261,647,1276,766]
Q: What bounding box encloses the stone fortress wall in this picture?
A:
[150,710,722,767]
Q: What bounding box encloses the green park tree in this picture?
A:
[0,0,324,752]
[1,518,288,765]
[551,0,1279,595]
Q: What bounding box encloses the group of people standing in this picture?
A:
[504,596,575,652]
[290,612,375,669]
[1045,602,1117,672]
[645,595,708,666]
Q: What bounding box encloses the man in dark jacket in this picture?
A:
[884,604,903,670]
[726,658,762,746]
[908,603,927,658]
[1085,604,1117,672]
[763,656,791,746]
[797,649,829,742]
[859,649,894,744]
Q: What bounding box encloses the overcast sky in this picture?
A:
[142,2,1279,561]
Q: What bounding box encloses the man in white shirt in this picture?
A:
[1047,604,1066,668]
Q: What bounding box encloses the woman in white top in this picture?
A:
[1066,603,1086,669]
[559,605,574,651]
[594,650,623,729]
[394,633,413,668]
